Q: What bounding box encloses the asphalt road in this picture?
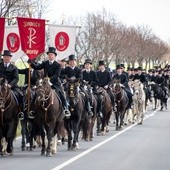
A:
[0,100,170,170]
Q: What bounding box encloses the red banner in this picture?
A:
[17,17,45,60]
[0,18,5,52]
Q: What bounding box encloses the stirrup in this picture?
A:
[88,111,93,117]
[18,112,24,120]
[64,109,71,118]
[28,111,35,119]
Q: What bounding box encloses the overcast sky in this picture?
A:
[46,0,170,43]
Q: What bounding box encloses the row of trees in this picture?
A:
[1,1,169,69]
[74,11,169,69]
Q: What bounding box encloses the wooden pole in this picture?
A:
[27,63,31,115]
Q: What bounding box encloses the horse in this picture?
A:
[149,82,168,110]
[0,78,19,156]
[64,77,87,150]
[34,77,63,156]
[19,85,38,151]
[132,80,146,125]
[81,81,97,141]
[112,81,129,130]
[96,87,113,135]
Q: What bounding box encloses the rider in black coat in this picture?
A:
[0,50,24,119]
[29,47,71,118]
[156,71,168,98]
[62,55,93,117]
[112,65,133,109]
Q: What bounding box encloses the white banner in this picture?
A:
[48,24,77,60]
[3,25,26,62]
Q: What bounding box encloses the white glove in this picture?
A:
[104,85,108,89]
[48,79,52,86]
[120,84,125,88]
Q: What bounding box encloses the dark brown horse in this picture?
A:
[0,78,18,156]
[64,77,86,150]
[34,77,63,156]
[96,87,113,135]
[81,82,97,141]
[112,81,129,130]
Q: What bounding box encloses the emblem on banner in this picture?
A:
[55,32,69,51]
[6,33,20,52]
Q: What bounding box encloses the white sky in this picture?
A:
[45,0,170,43]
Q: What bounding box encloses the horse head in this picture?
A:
[66,77,80,98]
[0,78,10,109]
[36,77,52,104]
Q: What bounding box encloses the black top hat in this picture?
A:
[61,58,67,62]
[127,67,132,71]
[120,64,125,68]
[84,58,92,65]
[2,50,12,57]
[46,47,57,56]
[98,60,105,66]
[116,64,122,70]
[68,54,76,61]
[134,68,138,72]
[138,66,143,71]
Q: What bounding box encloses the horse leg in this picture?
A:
[160,100,163,111]
[115,111,119,131]
[6,120,17,155]
[40,127,46,156]
[65,120,72,150]
[72,120,80,150]
[0,130,3,156]
[20,120,26,151]
[96,117,101,136]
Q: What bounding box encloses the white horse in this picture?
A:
[132,80,146,125]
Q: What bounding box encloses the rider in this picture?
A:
[82,58,98,117]
[62,55,93,117]
[0,50,24,120]
[28,47,71,118]
[96,60,116,112]
[156,71,169,99]
[112,64,133,109]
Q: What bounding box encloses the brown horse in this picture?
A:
[34,77,63,156]
[81,82,97,141]
[64,77,87,150]
[0,78,18,156]
[96,87,113,135]
[112,81,129,130]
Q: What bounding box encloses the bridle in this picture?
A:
[35,85,54,126]
[0,85,12,125]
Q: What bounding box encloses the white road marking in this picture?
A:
[51,107,161,170]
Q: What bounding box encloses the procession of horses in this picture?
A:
[0,48,169,157]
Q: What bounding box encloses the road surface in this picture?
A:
[0,100,170,170]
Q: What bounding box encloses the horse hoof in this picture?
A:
[101,131,105,135]
[97,132,101,136]
[137,122,142,125]
[89,138,93,141]
[41,151,45,156]
[68,147,72,151]
[46,153,52,157]
[21,147,25,151]
[51,149,57,154]
[57,140,62,146]
[124,122,128,126]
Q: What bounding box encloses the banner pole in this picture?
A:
[27,63,31,115]
[20,56,28,68]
